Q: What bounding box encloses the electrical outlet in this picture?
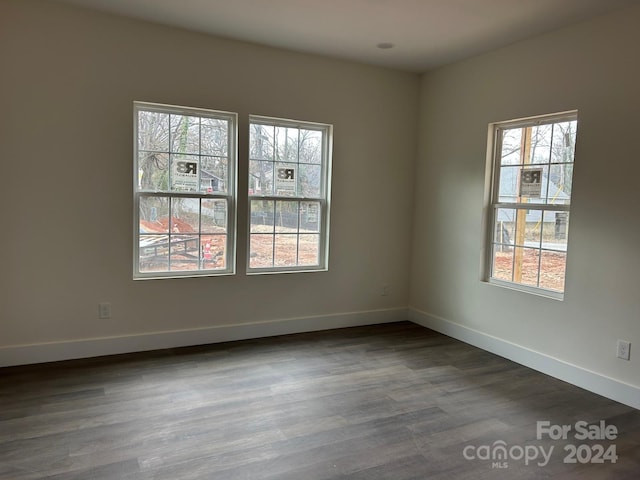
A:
[616,340,631,361]
[381,284,389,296]
[98,303,111,319]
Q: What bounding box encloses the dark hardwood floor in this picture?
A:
[1,322,638,479]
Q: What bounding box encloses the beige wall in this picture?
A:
[2,0,638,394]
[0,0,418,347]
[411,5,640,387]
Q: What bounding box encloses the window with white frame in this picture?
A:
[134,102,236,279]
[248,116,332,273]
[485,111,578,298]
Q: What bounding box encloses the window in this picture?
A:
[248,116,332,273]
[134,102,236,279]
[485,111,578,298]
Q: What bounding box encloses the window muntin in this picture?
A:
[487,112,577,298]
[248,117,331,273]
[134,102,236,279]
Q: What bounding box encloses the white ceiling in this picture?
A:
[54,0,639,72]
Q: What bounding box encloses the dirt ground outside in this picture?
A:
[249,225,319,268]
[493,248,566,292]
[139,220,319,272]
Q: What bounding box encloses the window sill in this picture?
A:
[485,278,564,301]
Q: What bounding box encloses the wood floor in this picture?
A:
[1,322,638,479]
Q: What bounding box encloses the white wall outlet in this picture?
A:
[98,302,112,319]
[381,284,389,296]
[616,340,630,361]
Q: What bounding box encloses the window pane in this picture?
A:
[511,209,529,247]
[274,234,298,267]
[300,202,321,233]
[250,124,274,160]
[170,114,200,154]
[138,111,169,152]
[201,199,227,233]
[492,245,513,282]
[138,152,169,191]
[201,118,228,156]
[139,197,169,233]
[513,247,540,287]
[275,126,298,162]
[539,251,567,292]
[250,234,274,268]
[518,165,548,202]
[523,212,542,248]
[139,235,169,272]
[494,208,515,245]
[300,129,322,164]
[542,211,569,251]
[551,121,577,164]
[498,166,519,202]
[530,124,553,164]
[171,197,199,233]
[298,234,320,266]
[249,160,273,195]
[299,164,321,198]
[526,165,550,205]
[200,157,227,194]
[169,235,200,271]
[548,163,573,204]
[275,201,299,233]
[250,200,275,233]
[500,128,522,165]
[275,162,297,196]
[201,235,226,270]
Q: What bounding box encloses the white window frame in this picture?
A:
[133,102,237,279]
[483,110,578,299]
[247,115,332,274]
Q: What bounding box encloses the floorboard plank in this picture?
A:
[1,322,638,479]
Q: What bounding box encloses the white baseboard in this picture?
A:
[6,306,637,411]
[0,307,407,368]
[408,307,640,410]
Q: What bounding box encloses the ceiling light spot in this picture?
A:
[376,42,395,50]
